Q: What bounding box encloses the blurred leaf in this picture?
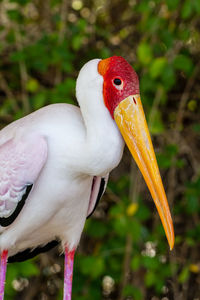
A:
[51,78,76,103]
[137,42,153,65]
[26,78,39,93]
[79,256,105,279]
[182,0,193,19]
[72,35,83,51]
[179,266,190,283]
[187,99,197,111]
[150,57,167,78]
[136,202,151,221]
[189,264,199,273]
[157,144,178,169]
[175,158,185,168]
[173,54,193,75]
[126,202,138,216]
[149,110,165,135]
[112,215,129,237]
[7,9,23,22]
[161,64,176,90]
[166,0,180,10]
[86,220,108,238]
[10,50,25,62]
[186,237,196,246]
[123,285,142,300]
[145,270,157,287]
[192,123,200,133]
[17,260,39,277]
[193,0,200,13]
[131,255,141,271]
[32,92,47,110]
[185,177,200,214]
[128,219,142,241]
[142,256,160,271]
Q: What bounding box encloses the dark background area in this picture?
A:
[0,0,200,299]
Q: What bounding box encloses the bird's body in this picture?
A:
[0,100,123,256]
[0,57,174,300]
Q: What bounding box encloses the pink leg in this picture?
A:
[63,248,75,300]
[0,250,8,300]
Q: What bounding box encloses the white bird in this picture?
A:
[0,56,174,300]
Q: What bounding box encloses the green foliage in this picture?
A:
[0,0,199,299]
[137,43,153,65]
[185,177,200,215]
[173,54,194,76]
[150,57,167,79]
[123,285,142,300]
[79,256,105,279]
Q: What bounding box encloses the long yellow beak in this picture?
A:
[114,95,174,250]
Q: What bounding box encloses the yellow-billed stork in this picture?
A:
[0,56,174,300]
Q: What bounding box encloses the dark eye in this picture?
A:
[113,78,122,85]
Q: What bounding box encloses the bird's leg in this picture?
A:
[63,248,75,300]
[0,250,8,300]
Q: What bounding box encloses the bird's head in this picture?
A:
[98,56,139,116]
[77,56,174,250]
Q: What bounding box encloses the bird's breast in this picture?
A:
[80,126,125,176]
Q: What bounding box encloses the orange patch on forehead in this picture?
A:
[98,58,111,76]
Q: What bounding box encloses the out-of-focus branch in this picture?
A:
[58,0,69,43]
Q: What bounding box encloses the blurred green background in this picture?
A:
[0,0,200,299]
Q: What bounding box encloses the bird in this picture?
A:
[0,56,174,300]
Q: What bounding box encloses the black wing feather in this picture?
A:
[0,184,33,227]
[87,178,106,219]
[8,240,59,263]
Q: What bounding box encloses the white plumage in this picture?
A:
[0,59,124,256]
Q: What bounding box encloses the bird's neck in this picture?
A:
[78,88,124,176]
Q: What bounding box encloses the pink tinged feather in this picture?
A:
[87,176,101,216]
[63,248,75,300]
[0,250,8,300]
[0,135,47,218]
[87,174,109,216]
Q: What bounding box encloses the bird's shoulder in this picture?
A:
[0,104,84,148]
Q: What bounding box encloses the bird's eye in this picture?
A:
[113,78,122,85]
[112,77,123,90]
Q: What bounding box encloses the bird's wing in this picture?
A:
[0,134,47,227]
[87,174,109,218]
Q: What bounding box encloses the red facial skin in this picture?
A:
[98,56,140,118]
